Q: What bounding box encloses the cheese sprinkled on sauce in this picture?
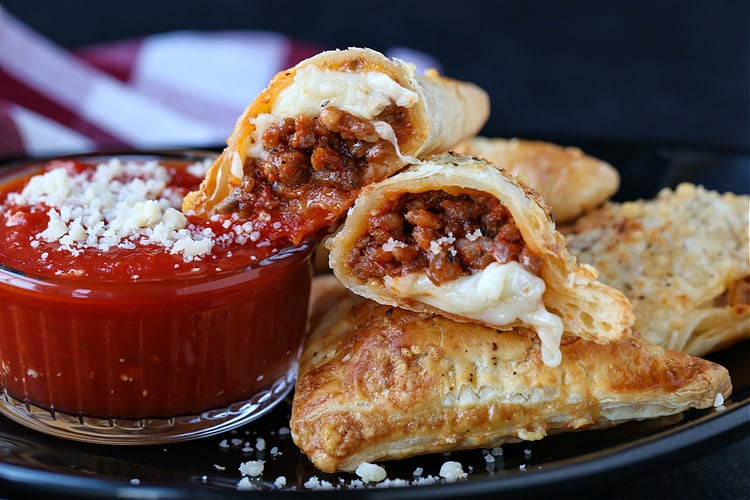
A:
[7,158,215,261]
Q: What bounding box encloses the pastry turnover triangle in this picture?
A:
[564,183,750,356]
[326,153,633,366]
[290,276,732,473]
[182,47,488,245]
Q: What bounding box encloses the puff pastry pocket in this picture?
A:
[453,137,620,223]
[291,281,732,473]
[564,183,750,356]
[182,47,489,245]
[326,153,633,366]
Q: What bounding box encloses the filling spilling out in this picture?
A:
[348,189,544,285]
[347,188,565,367]
[215,105,411,234]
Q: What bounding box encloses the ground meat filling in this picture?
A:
[348,190,544,285]
[220,105,409,217]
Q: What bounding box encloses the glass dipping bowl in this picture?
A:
[0,152,315,444]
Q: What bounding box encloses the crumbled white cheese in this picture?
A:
[714,393,725,407]
[238,460,264,477]
[465,228,483,241]
[355,462,387,483]
[382,237,407,253]
[429,233,456,255]
[348,479,365,489]
[439,461,467,482]
[412,475,440,486]
[303,476,335,490]
[11,159,217,262]
[375,478,410,488]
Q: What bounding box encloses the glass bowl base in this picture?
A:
[0,370,295,445]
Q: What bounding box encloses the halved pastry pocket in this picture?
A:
[183,48,489,246]
[327,153,634,366]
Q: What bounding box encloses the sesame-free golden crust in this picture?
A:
[453,137,620,223]
[564,183,750,355]
[182,47,489,217]
[290,280,731,473]
[326,153,634,344]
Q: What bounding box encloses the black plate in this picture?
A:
[0,143,747,499]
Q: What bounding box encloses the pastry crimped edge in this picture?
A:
[453,136,620,223]
[291,279,732,473]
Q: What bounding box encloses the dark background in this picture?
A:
[0,1,748,499]
[2,0,748,152]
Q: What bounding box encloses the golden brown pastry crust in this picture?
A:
[183,47,489,217]
[326,153,634,349]
[564,183,750,356]
[453,137,620,223]
[291,279,732,473]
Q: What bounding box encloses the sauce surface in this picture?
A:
[0,157,292,281]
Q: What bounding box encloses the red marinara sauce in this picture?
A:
[0,156,297,279]
[0,153,314,438]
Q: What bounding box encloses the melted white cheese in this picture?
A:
[383,261,563,367]
[248,65,419,162]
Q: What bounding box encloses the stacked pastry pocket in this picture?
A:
[290,153,733,473]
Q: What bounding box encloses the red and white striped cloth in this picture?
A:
[0,6,440,160]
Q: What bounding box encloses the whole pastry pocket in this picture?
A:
[290,279,732,474]
[564,183,750,357]
[182,47,489,245]
[326,153,633,366]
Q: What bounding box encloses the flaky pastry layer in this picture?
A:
[564,183,749,355]
[291,278,731,473]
